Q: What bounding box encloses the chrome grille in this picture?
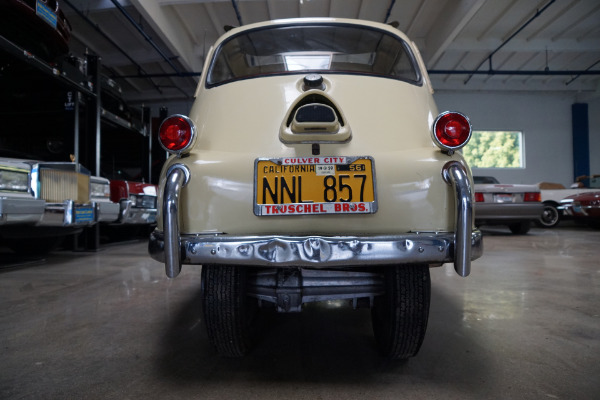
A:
[39,169,90,203]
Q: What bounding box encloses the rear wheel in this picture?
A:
[371,264,431,360]
[536,203,560,228]
[509,221,531,234]
[201,264,258,357]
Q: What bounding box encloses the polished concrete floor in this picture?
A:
[1,224,599,399]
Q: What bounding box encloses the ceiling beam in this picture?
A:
[425,0,487,67]
[129,0,202,73]
[447,38,600,53]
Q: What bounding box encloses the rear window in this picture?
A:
[473,176,500,184]
[207,23,421,87]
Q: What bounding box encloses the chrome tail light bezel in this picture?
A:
[431,111,473,153]
[158,114,198,156]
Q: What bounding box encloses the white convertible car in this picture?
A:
[149,18,482,359]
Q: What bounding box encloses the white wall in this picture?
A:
[434,91,599,187]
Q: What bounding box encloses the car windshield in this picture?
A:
[207,23,421,87]
[473,176,500,184]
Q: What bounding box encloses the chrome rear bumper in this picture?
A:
[117,199,157,224]
[149,161,482,278]
[149,230,482,274]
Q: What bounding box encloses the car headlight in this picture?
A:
[90,181,111,199]
[128,194,140,207]
[0,168,29,192]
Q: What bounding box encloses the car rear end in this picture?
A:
[474,182,543,233]
[151,18,480,271]
[149,18,482,359]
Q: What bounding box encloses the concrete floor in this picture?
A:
[1,225,599,399]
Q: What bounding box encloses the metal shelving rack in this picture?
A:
[0,34,152,251]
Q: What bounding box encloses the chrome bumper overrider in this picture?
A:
[151,161,482,279]
[117,199,157,224]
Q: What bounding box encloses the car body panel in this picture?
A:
[158,72,465,235]
[540,188,592,203]
[560,192,600,222]
[151,18,481,279]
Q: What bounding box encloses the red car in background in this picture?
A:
[559,192,600,228]
[0,0,72,62]
[109,180,157,225]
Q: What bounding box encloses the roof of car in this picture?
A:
[216,17,413,46]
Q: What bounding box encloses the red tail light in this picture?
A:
[159,115,196,154]
[475,192,485,202]
[524,192,541,202]
[432,111,472,152]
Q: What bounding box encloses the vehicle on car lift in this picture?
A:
[149,18,483,359]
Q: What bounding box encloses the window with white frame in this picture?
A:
[462,130,524,168]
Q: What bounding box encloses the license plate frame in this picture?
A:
[254,156,377,216]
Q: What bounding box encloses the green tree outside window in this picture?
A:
[462,131,523,168]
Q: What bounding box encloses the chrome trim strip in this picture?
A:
[163,164,190,278]
[150,229,483,270]
[443,161,475,277]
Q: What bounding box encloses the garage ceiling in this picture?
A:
[61,0,600,105]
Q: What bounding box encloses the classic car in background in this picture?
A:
[473,176,543,234]
[109,179,157,225]
[538,181,596,228]
[0,0,72,62]
[0,157,119,254]
[149,18,483,359]
[559,192,600,228]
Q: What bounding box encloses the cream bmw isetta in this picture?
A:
[150,18,482,359]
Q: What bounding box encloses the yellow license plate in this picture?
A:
[254,156,377,216]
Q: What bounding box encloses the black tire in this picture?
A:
[509,221,531,234]
[201,264,258,357]
[371,264,431,360]
[536,203,560,228]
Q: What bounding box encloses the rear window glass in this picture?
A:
[207,23,421,87]
[473,176,500,184]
